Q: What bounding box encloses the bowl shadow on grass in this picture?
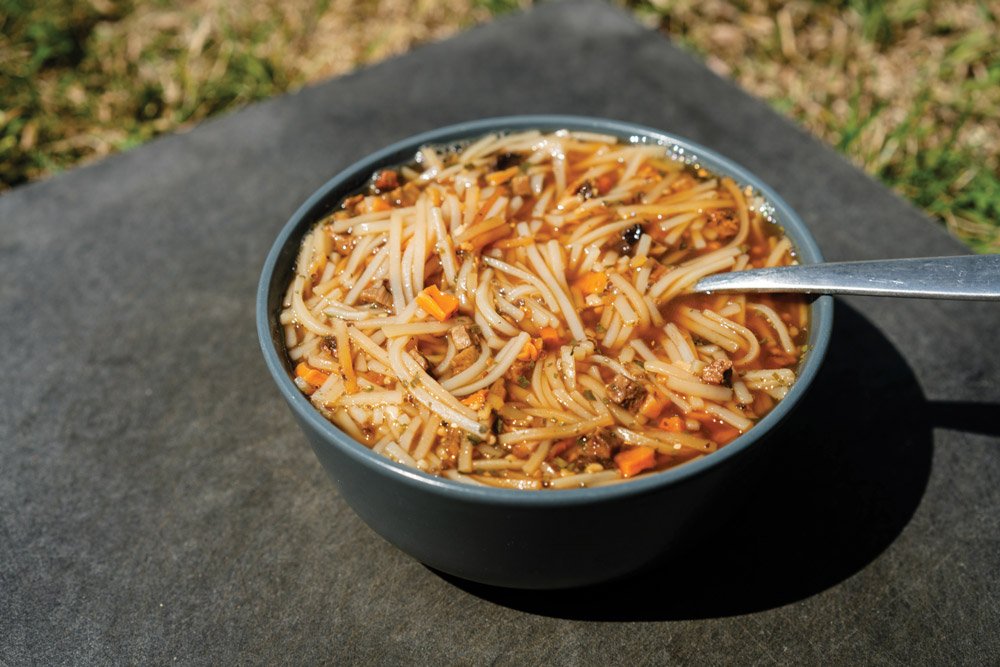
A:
[439,301,939,620]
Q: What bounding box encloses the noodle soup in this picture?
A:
[279,130,809,490]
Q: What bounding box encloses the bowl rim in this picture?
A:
[256,114,833,506]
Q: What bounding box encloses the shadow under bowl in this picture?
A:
[256,115,834,589]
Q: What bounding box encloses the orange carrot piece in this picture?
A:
[295,362,331,388]
[638,388,669,419]
[461,389,489,409]
[614,446,657,477]
[658,415,685,432]
[574,271,608,295]
[539,326,562,348]
[485,166,520,185]
[415,285,459,321]
[473,191,501,224]
[516,339,541,361]
[713,427,742,445]
[363,196,391,213]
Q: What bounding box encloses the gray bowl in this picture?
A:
[256,116,833,589]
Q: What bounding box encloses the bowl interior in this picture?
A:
[256,115,834,504]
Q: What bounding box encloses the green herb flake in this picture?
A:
[516,375,530,389]
[583,389,597,401]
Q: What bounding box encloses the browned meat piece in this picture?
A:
[704,209,740,240]
[511,174,532,197]
[320,336,337,355]
[504,359,535,387]
[701,358,733,386]
[449,324,475,350]
[373,169,399,192]
[357,283,393,309]
[616,223,644,255]
[605,375,647,410]
[436,425,462,466]
[341,194,363,210]
[448,346,479,376]
[575,181,598,200]
[329,233,355,256]
[579,431,614,461]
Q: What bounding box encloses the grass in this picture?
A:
[1,0,997,251]
[628,0,1000,252]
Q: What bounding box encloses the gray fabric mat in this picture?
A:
[3,0,998,663]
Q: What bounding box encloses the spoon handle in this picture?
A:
[691,254,1000,300]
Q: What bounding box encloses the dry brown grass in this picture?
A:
[630,0,1000,250]
[2,0,998,250]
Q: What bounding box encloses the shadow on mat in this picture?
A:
[439,301,943,620]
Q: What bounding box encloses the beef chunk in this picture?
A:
[357,283,393,309]
[320,336,337,355]
[605,375,648,410]
[372,169,399,192]
[701,358,733,386]
[436,425,462,466]
[329,233,355,256]
[704,209,740,240]
[579,431,614,462]
[449,346,479,376]
[449,324,475,351]
[504,359,535,387]
[494,152,521,170]
[511,174,532,197]
[575,181,598,200]
[616,224,644,255]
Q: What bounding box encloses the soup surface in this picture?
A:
[280,130,809,489]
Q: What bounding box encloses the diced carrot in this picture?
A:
[333,321,357,394]
[614,446,657,477]
[469,223,513,252]
[713,426,742,445]
[363,196,391,213]
[485,166,520,185]
[295,362,331,388]
[473,191,501,224]
[638,388,669,419]
[415,285,460,321]
[539,326,562,348]
[461,389,489,410]
[574,271,608,295]
[517,339,541,361]
[658,415,685,432]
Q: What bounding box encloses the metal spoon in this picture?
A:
[691,254,1000,300]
